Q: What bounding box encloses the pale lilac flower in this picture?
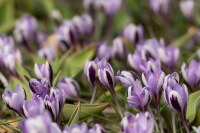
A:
[127,80,152,112]
[84,58,99,86]
[112,37,127,58]
[149,0,170,14]
[181,60,200,87]
[193,126,200,133]
[34,61,53,84]
[23,95,45,118]
[97,43,114,60]
[0,35,14,50]
[164,72,188,117]
[14,14,37,45]
[122,24,144,45]
[89,124,105,133]
[116,71,138,88]
[51,9,62,25]
[2,85,26,117]
[38,46,55,61]
[57,77,80,99]
[100,0,122,16]
[180,0,194,18]
[121,112,154,133]
[44,88,65,122]
[29,78,50,99]
[142,70,165,105]
[20,113,62,133]
[63,123,88,133]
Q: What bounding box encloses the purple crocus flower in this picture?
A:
[112,37,127,58]
[89,124,105,133]
[100,0,122,16]
[128,48,161,73]
[0,35,14,50]
[29,78,50,99]
[97,43,114,60]
[13,14,37,46]
[180,0,194,18]
[2,85,26,117]
[158,45,180,69]
[193,126,200,133]
[51,9,63,25]
[84,58,99,86]
[44,88,65,122]
[38,46,55,61]
[181,60,200,88]
[149,0,170,14]
[57,77,80,100]
[121,112,154,133]
[34,61,53,84]
[142,69,165,105]
[23,95,45,118]
[116,71,138,88]
[127,80,152,112]
[20,112,62,133]
[163,72,189,132]
[122,24,144,45]
[63,123,88,133]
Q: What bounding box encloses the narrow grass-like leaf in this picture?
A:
[53,70,62,86]
[67,101,81,127]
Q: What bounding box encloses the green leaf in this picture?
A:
[62,44,95,78]
[186,90,200,123]
[15,63,31,80]
[53,70,62,86]
[67,101,81,127]
[40,0,54,17]
[0,0,14,25]
[61,103,108,121]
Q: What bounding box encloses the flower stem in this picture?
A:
[148,106,159,132]
[90,86,97,104]
[171,111,176,133]
[157,105,164,133]
[111,89,123,119]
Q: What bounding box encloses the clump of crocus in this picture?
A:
[149,0,170,14]
[163,72,190,133]
[127,80,152,112]
[20,112,62,133]
[181,60,200,91]
[2,85,26,117]
[57,77,80,100]
[121,112,154,133]
[122,23,144,45]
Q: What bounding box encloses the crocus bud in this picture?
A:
[121,112,154,133]
[127,80,152,112]
[142,70,165,104]
[98,59,115,89]
[100,0,122,16]
[13,14,37,46]
[193,126,200,133]
[116,71,138,88]
[63,123,88,133]
[89,124,105,133]
[112,37,127,58]
[181,60,200,87]
[38,46,55,61]
[29,78,50,99]
[34,61,53,84]
[180,0,194,18]
[0,35,14,50]
[57,77,80,99]
[158,45,180,69]
[2,85,26,117]
[51,9,63,25]
[20,113,62,133]
[122,24,144,45]
[164,72,188,115]
[44,88,64,122]
[149,0,170,14]
[84,59,99,86]
[23,95,45,118]
[97,43,114,60]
